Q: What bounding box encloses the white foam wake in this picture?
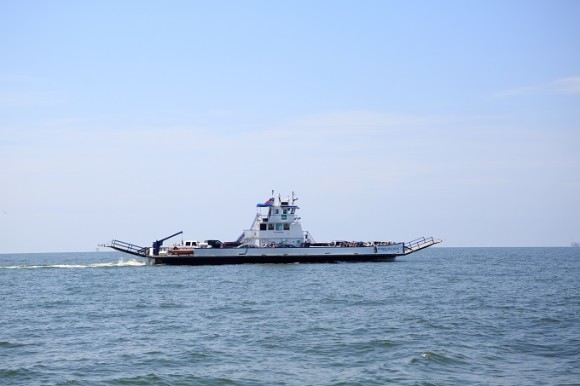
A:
[0,259,147,269]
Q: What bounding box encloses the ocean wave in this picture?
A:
[0,259,146,270]
[409,351,471,366]
[0,341,29,348]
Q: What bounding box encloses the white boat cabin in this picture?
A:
[242,193,308,247]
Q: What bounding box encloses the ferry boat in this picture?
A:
[104,192,441,265]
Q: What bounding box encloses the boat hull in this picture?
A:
[149,245,402,265]
[150,253,397,265]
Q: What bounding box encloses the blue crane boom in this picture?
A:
[152,231,183,256]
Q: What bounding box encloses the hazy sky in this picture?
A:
[1,1,579,252]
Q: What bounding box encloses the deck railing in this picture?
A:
[404,236,440,253]
[303,231,316,243]
[110,239,148,257]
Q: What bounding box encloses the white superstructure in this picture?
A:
[242,192,308,248]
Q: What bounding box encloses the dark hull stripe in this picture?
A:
[151,254,397,266]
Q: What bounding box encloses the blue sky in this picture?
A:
[1,1,579,252]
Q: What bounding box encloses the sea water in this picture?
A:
[1,248,578,385]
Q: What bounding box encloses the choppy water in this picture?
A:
[1,248,579,385]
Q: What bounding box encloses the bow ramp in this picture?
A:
[404,237,442,254]
[107,239,148,257]
[105,231,184,258]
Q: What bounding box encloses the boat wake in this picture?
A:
[0,259,147,270]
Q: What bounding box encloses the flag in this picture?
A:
[257,197,275,207]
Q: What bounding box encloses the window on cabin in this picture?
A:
[276,224,283,231]
[284,224,290,230]
[260,224,267,231]
[268,224,274,230]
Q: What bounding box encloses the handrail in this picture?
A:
[304,231,315,243]
[404,236,439,252]
[110,239,148,256]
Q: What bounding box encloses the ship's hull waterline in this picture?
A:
[150,246,400,265]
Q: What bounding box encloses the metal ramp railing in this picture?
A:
[404,236,442,254]
[108,239,148,257]
[304,231,315,243]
